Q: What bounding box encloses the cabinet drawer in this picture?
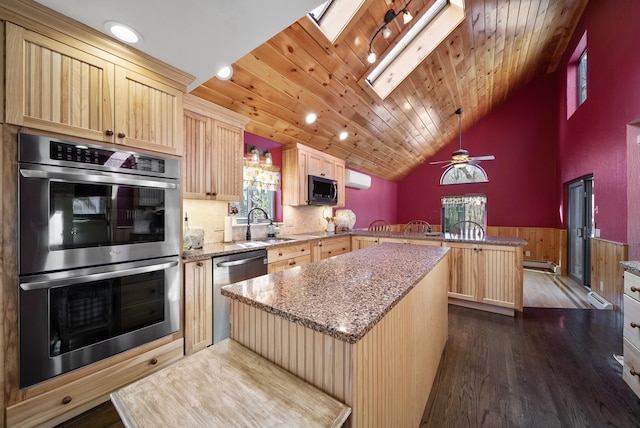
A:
[624,294,640,350]
[319,237,351,259]
[623,338,640,399]
[268,243,311,263]
[268,255,312,273]
[6,339,184,428]
[625,271,640,303]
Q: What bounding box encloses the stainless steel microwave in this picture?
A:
[308,174,338,206]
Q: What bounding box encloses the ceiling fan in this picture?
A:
[429,107,495,169]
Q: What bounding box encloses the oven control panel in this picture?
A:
[50,141,166,173]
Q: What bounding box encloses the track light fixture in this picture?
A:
[367,0,414,64]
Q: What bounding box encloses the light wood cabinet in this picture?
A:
[379,237,442,246]
[267,242,312,273]
[623,271,640,398]
[282,143,346,207]
[311,236,351,261]
[182,94,249,201]
[184,259,213,355]
[351,236,380,250]
[446,242,523,314]
[5,339,183,428]
[5,23,184,156]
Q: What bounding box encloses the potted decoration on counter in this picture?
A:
[325,216,335,234]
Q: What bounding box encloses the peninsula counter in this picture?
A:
[221,243,450,427]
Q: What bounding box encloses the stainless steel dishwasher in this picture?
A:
[212,249,268,344]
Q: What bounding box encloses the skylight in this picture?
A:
[366,0,465,100]
[308,0,366,43]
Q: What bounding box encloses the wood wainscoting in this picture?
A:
[591,238,628,310]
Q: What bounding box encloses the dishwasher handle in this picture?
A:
[216,255,266,268]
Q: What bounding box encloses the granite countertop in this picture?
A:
[621,261,640,276]
[182,229,525,261]
[221,243,450,344]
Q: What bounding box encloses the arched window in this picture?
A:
[440,164,488,185]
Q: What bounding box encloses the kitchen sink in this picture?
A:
[252,238,295,245]
[235,238,295,248]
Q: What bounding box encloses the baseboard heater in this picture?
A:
[587,291,613,310]
[523,260,559,275]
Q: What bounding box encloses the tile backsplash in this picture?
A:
[183,199,334,243]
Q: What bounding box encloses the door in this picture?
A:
[567,177,593,286]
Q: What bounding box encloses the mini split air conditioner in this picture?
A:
[345,169,371,190]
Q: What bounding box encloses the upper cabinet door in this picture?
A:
[209,121,243,201]
[5,23,115,142]
[182,109,211,199]
[114,67,183,156]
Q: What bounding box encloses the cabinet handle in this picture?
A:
[212,193,217,197]
[301,248,305,252]
[632,286,640,293]
[328,251,332,255]
[62,396,72,405]
[105,129,114,136]
[150,358,158,365]
[289,261,296,266]
[197,262,204,267]
[320,173,326,176]
[117,132,126,139]
[631,322,640,329]
[631,368,640,377]
[278,252,283,257]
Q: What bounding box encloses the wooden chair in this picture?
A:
[403,220,431,235]
[368,220,391,232]
[449,221,485,239]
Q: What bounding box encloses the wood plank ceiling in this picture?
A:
[191,0,588,182]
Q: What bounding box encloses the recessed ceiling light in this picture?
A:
[216,65,233,80]
[305,113,318,124]
[339,131,349,140]
[104,21,143,44]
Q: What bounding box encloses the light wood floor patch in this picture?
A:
[523,269,591,308]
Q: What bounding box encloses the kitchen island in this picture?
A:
[221,243,450,427]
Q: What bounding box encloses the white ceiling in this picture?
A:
[35,0,325,91]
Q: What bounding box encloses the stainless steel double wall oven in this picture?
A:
[18,133,181,388]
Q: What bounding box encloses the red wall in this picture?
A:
[556,0,640,243]
[397,73,560,228]
[344,171,398,229]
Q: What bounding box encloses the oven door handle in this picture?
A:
[20,168,177,190]
[19,260,179,291]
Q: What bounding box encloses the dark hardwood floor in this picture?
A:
[421,305,640,427]
[58,305,640,428]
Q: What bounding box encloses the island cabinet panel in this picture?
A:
[5,22,185,156]
[447,243,478,301]
[184,259,213,355]
[446,242,523,314]
[229,254,449,427]
[379,237,442,246]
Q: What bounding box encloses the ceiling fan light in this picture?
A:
[367,51,377,63]
[454,162,467,169]
[339,130,349,140]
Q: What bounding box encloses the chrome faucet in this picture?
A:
[246,207,270,241]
